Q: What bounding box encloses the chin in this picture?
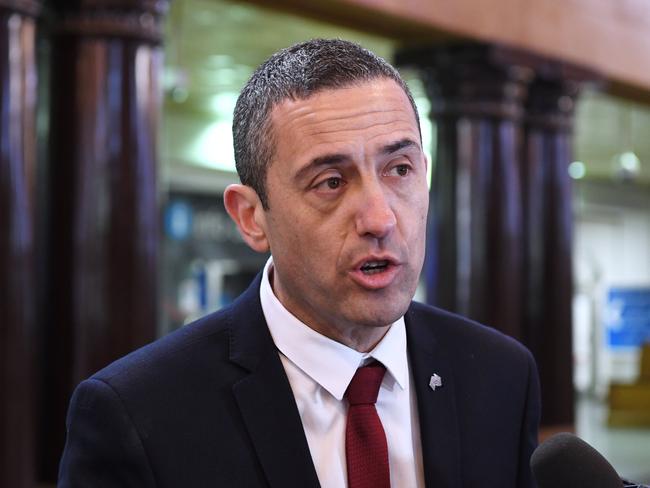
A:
[337,279,417,327]
[353,301,411,328]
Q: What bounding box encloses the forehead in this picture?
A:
[268,78,420,161]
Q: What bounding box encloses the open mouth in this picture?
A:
[360,260,390,275]
[350,256,400,290]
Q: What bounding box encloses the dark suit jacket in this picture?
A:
[59,274,540,488]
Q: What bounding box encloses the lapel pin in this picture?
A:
[429,373,443,391]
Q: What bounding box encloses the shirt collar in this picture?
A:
[260,257,409,401]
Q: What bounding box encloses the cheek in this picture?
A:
[268,208,325,258]
[403,198,429,264]
[414,189,429,229]
[403,193,428,231]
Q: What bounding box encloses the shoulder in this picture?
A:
[91,273,265,392]
[406,301,535,368]
[60,280,268,487]
[92,306,234,388]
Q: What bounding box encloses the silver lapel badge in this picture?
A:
[429,373,443,391]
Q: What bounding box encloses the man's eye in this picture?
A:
[324,177,342,189]
[390,164,410,177]
[313,176,345,193]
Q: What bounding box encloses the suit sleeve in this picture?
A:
[517,350,542,488]
[58,378,157,488]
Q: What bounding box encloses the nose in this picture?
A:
[354,183,397,239]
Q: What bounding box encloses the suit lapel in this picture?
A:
[406,305,462,488]
[228,275,320,488]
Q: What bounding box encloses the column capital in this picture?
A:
[0,0,40,16]
[50,0,168,43]
[397,42,601,122]
[525,80,579,132]
[397,43,535,120]
[524,54,599,131]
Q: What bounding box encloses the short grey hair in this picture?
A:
[232,38,420,209]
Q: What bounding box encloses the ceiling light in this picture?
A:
[619,151,640,173]
[568,161,586,179]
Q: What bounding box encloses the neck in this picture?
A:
[310,321,391,353]
[269,266,391,352]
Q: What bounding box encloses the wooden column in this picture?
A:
[523,77,581,427]
[398,43,596,429]
[398,44,532,340]
[0,1,39,487]
[41,0,167,480]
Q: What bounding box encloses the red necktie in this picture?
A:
[345,362,390,488]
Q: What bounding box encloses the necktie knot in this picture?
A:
[345,362,386,406]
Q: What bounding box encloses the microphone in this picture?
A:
[530,432,645,488]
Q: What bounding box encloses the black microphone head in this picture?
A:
[531,432,623,488]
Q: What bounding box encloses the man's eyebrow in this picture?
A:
[294,153,350,182]
[382,138,419,155]
[293,139,420,182]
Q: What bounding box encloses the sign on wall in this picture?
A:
[605,287,650,348]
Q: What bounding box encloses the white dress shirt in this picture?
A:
[260,257,425,488]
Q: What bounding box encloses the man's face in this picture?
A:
[261,78,429,349]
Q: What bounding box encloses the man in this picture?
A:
[59,39,540,487]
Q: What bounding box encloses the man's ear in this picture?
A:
[223,184,270,253]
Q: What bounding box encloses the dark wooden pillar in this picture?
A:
[398,43,596,430]
[398,45,532,340]
[41,0,167,480]
[523,78,581,427]
[0,1,40,487]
